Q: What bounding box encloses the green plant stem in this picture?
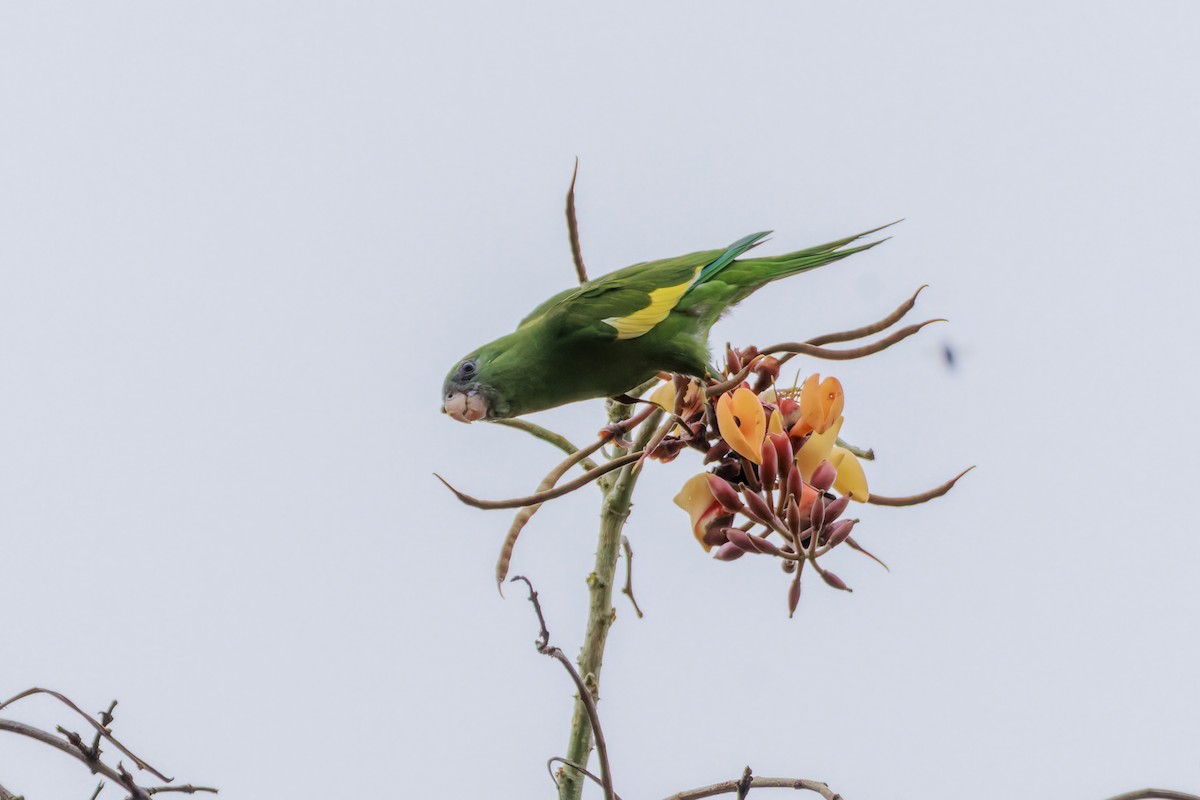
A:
[557,404,660,800]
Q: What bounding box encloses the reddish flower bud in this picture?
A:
[753,356,781,393]
[787,575,802,617]
[786,497,804,537]
[824,519,858,549]
[781,558,797,574]
[787,467,805,503]
[810,460,837,492]
[726,344,742,375]
[725,526,759,553]
[742,488,775,525]
[769,433,792,479]
[702,515,735,548]
[713,458,743,482]
[713,542,745,561]
[759,438,778,489]
[704,440,731,463]
[810,493,826,532]
[823,495,850,524]
[704,474,744,512]
[748,534,781,556]
[778,397,801,430]
[820,569,852,592]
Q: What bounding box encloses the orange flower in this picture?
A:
[673,473,728,551]
[791,374,845,437]
[715,387,766,464]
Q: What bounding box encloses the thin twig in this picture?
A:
[145,785,219,795]
[0,718,137,795]
[435,450,642,510]
[663,775,843,800]
[866,466,975,507]
[89,781,106,800]
[512,576,616,800]
[493,419,601,472]
[0,689,168,781]
[766,319,944,364]
[0,780,18,800]
[619,536,644,619]
[1102,792,1200,800]
[547,757,624,800]
[90,699,118,760]
[805,285,928,346]
[834,438,874,461]
[566,158,588,285]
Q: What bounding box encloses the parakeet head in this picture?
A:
[441,337,520,423]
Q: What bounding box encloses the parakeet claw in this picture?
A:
[444,390,488,423]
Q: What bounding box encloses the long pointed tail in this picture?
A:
[719,221,899,303]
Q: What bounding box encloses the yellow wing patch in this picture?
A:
[602,268,700,340]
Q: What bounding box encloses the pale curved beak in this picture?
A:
[444,390,488,423]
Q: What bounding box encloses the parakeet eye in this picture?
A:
[459,360,477,378]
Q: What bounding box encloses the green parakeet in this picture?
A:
[442,226,888,422]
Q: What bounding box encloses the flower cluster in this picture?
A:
[659,347,879,615]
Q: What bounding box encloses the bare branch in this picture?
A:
[1102,791,1200,800]
[566,158,588,285]
[145,785,219,795]
[493,419,600,472]
[0,688,168,781]
[619,536,644,619]
[511,576,616,800]
[706,360,757,398]
[866,466,975,507]
[663,775,843,800]
[0,718,135,794]
[805,285,928,346]
[0,780,19,800]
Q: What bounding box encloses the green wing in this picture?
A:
[532,235,769,340]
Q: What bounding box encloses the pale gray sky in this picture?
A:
[2,2,1198,798]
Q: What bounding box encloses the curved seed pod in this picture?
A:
[705,474,744,512]
[714,541,745,561]
[824,518,858,549]
[823,494,850,524]
[821,569,852,592]
[810,460,837,493]
[759,438,779,489]
[810,493,826,532]
[742,488,776,525]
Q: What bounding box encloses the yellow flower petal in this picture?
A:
[716,387,765,464]
[830,446,870,502]
[674,473,725,551]
[767,408,785,436]
[794,415,844,481]
[648,381,676,411]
